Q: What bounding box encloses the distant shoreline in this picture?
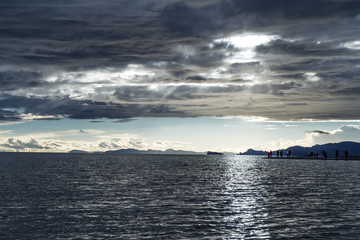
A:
[0,151,359,161]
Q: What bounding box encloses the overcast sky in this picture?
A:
[0,0,359,152]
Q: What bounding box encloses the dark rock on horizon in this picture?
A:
[240,149,268,155]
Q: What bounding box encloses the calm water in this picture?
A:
[1,153,360,239]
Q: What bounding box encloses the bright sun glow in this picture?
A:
[344,40,360,49]
[215,33,279,48]
[213,33,279,63]
[304,72,320,82]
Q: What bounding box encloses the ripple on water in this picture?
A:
[1,153,360,239]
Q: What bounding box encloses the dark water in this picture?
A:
[1,153,360,239]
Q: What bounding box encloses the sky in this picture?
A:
[0,0,360,153]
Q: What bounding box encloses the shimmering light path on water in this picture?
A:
[1,153,360,239]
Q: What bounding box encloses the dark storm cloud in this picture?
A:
[161,1,232,36]
[256,40,353,57]
[174,51,227,68]
[231,0,360,19]
[0,95,185,120]
[1,0,359,69]
[162,0,360,35]
[272,58,360,76]
[332,86,360,95]
[114,84,246,102]
[228,62,261,74]
[0,71,44,90]
[1,0,360,121]
[0,109,21,122]
[0,0,173,70]
[186,75,206,81]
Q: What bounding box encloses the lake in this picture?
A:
[1,153,360,239]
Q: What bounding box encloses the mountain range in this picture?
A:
[241,141,360,158]
[69,141,360,157]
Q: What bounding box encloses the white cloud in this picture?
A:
[304,72,321,82]
[96,133,192,152]
[344,40,360,49]
[307,124,360,145]
[0,138,49,151]
[0,130,194,152]
[215,33,279,49]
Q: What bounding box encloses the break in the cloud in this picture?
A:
[1,0,360,122]
[307,125,360,144]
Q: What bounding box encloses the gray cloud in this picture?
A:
[0,95,186,120]
[0,71,45,91]
[308,130,331,135]
[112,119,136,123]
[1,138,50,150]
[186,75,206,81]
[114,84,246,102]
[0,108,22,121]
[256,40,353,57]
[0,0,360,121]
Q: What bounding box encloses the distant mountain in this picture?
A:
[105,148,203,155]
[239,148,268,155]
[240,142,360,158]
[69,142,360,158]
[286,141,360,158]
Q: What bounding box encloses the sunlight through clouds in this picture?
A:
[344,40,360,50]
[215,33,279,49]
[304,72,321,82]
[214,33,279,63]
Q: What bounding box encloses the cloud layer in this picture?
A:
[1,0,360,121]
[0,132,191,153]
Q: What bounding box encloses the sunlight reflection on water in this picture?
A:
[221,156,271,239]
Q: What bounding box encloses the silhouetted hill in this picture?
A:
[240,142,360,158]
[240,149,268,155]
[286,141,360,158]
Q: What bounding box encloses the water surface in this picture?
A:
[1,153,360,239]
